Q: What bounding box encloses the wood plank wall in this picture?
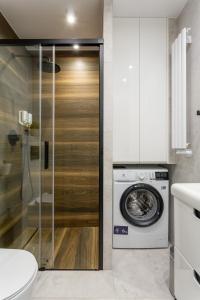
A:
[54,53,100,228]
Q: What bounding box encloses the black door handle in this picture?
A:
[194,270,200,285]
[44,141,49,169]
[194,209,200,219]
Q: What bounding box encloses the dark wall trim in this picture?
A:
[0,38,103,46]
[99,44,104,270]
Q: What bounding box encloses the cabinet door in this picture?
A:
[140,18,168,163]
[113,18,140,163]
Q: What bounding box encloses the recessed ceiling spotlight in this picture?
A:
[73,44,80,50]
[66,12,76,25]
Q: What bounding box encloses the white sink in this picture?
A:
[171,183,200,211]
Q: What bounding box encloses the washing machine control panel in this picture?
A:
[114,169,168,181]
[155,172,168,180]
[136,171,168,181]
[137,172,152,180]
[138,173,145,180]
[114,171,138,182]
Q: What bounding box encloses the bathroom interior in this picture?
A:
[0,0,200,299]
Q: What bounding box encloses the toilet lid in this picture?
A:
[0,249,38,300]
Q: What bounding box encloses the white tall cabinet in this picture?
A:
[113,18,140,163]
[113,18,169,163]
[140,18,168,162]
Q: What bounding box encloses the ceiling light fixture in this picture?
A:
[66,12,76,25]
[73,44,80,50]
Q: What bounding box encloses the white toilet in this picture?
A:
[0,249,38,300]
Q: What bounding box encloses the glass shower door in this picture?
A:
[0,43,55,269]
[0,45,41,263]
[40,45,55,269]
[0,41,102,270]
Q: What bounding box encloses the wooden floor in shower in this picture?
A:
[9,226,99,270]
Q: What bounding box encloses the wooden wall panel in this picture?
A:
[54,54,100,228]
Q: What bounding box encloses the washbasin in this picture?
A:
[171,183,200,211]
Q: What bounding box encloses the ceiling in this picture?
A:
[0,0,188,38]
[0,0,103,38]
[114,0,188,18]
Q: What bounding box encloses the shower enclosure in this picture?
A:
[0,40,103,270]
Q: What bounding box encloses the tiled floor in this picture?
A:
[32,249,174,300]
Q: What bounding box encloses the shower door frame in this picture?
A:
[0,39,104,270]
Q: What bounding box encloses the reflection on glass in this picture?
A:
[0,45,40,262]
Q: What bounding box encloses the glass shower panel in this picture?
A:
[40,45,55,269]
[0,42,101,270]
[0,45,41,263]
[54,47,100,269]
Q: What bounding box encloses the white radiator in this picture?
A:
[171,28,192,153]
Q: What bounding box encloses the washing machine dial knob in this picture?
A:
[139,173,145,180]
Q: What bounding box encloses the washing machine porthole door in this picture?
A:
[120,183,164,227]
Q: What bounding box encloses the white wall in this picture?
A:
[172,0,200,183]
[170,0,200,243]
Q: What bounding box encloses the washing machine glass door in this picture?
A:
[120,183,164,227]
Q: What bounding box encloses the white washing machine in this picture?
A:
[113,167,169,249]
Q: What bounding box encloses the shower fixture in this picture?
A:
[12,53,61,73]
[19,110,32,128]
[42,57,61,73]
[7,129,20,146]
[21,128,34,203]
